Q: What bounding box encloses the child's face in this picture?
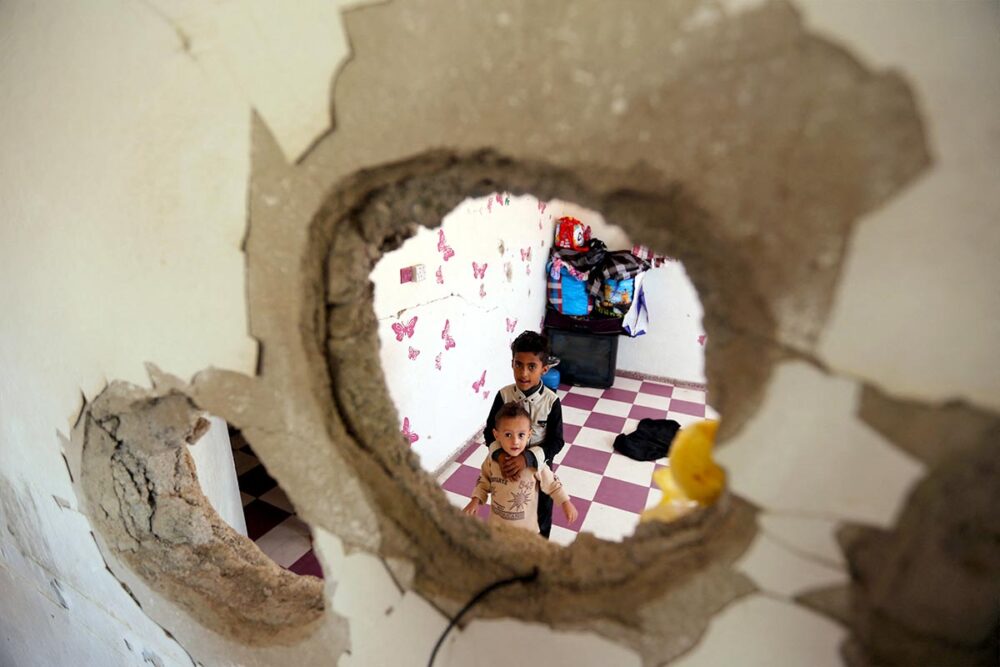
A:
[493,415,532,458]
[512,351,549,391]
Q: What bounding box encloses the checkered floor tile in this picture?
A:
[234,442,323,578]
[437,374,716,545]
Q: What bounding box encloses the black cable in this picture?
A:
[427,567,540,667]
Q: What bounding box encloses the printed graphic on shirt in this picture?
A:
[491,500,525,522]
[510,478,533,512]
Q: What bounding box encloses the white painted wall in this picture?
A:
[616,262,707,384]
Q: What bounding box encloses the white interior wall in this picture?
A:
[188,417,248,537]
[0,1,996,666]
[373,194,552,471]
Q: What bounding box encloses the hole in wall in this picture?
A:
[316,150,763,630]
[78,384,325,646]
[370,192,720,546]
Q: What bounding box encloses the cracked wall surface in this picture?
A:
[78,383,326,645]
[2,1,998,666]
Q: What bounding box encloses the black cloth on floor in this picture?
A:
[613,418,681,461]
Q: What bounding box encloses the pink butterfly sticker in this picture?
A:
[505,317,517,333]
[441,319,456,350]
[434,352,442,370]
[537,201,547,214]
[483,390,491,401]
[487,198,493,213]
[437,229,455,261]
[408,346,420,360]
[495,193,503,205]
[391,316,417,341]
[472,370,487,394]
[520,247,532,262]
[401,417,419,445]
[526,264,531,276]
[697,334,707,346]
[435,265,444,284]
[472,261,488,279]
[479,283,486,299]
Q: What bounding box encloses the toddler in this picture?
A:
[465,402,578,533]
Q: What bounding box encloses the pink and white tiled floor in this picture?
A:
[437,374,718,545]
[235,374,714,568]
[232,437,324,579]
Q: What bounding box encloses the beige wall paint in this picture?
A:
[0,1,996,666]
[803,0,1000,411]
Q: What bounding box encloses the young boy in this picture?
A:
[464,402,577,532]
[482,331,566,538]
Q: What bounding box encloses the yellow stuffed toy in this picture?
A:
[641,420,726,523]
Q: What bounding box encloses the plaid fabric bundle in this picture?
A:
[588,251,651,297]
[547,273,563,311]
[550,241,606,275]
[631,244,654,262]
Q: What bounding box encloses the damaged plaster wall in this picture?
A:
[1,2,998,667]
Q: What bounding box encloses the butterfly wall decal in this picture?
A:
[472,370,487,394]
[697,334,707,346]
[434,353,442,370]
[472,261,488,279]
[407,346,420,360]
[479,283,486,299]
[437,229,454,261]
[401,417,419,445]
[520,247,532,262]
[441,319,456,350]
[505,317,517,333]
[483,390,491,401]
[391,316,417,341]
[435,265,443,284]
[537,201,547,214]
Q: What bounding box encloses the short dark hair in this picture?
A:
[495,401,531,426]
[510,330,548,361]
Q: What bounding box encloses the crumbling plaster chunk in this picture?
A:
[145,0,371,163]
[670,594,844,667]
[797,0,1000,411]
[734,531,846,599]
[716,361,925,527]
